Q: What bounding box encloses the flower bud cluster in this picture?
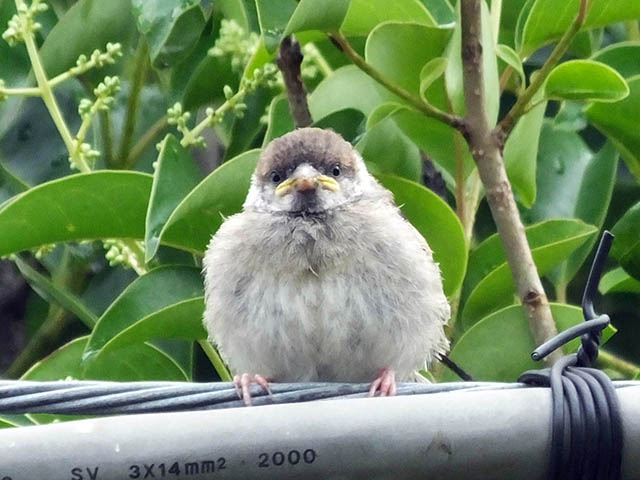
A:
[103,239,138,269]
[2,0,48,46]
[208,19,260,72]
[70,43,123,78]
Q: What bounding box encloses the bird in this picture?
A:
[203,127,450,404]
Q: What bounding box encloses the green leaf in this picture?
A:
[356,118,423,182]
[182,53,237,111]
[519,0,640,57]
[309,65,400,119]
[586,75,640,181]
[265,97,364,146]
[514,0,535,53]
[523,124,618,288]
[376,175,467,296]
[611,201,640,280]
[159,150,260,253]
[504,98,547,208]
[0,172,152,257]
[12,256,98,329]
[242,38,275,81]
[131,0,206,68]
[84,266,204,360]
[553,101,588,131]
[39,0,136,79]
[24,336,188,382]
[91,297,206,361]
[341,0,436,36]
[591,42,640,80]
[218,0,259,33]
[496,44,526,92]
[502,0,531,34]
[255,0,297,53]
[365,22,452,98]
[312,109,365,144]
[419,57,448,101]
[441,304,617,382]
[552,143,618,286]
[366,103,474,187]
[284,0,350,35]
[544,60,629,102]
[145,135,201,262]
[0,2,27,82]
[445,1,499,124]
[0,417,26,428]
[1,84,80,188]
[224,86,271,160]
[263,95,295,144]
[418,0,456,25]
[461,219,598,328]
[599,267,640,295]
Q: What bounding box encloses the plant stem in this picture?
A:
[124,115,167,169]
[198,340,232,381]
[5,248,89,378]
[0,85,41,96]
[180,87,249,147]
[277,36,313,128]
[4,306,74,378]
[116,38,149,168]
[329,32,464,130]
[20,7,75,158]
[460,0,561,363]
[597,350,640,379]
[12,255,97,329]
[100,110,115,168]
[497,0,590,137]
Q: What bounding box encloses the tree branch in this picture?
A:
[277,36,313,128]
[497,0,590,138]
[329,32,464,131]
[460,0,561,362]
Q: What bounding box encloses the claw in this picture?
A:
[368,368,397,397]
[233,373,272,406]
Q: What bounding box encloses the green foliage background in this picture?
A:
[1,0,640,427]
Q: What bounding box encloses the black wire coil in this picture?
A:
[519,231,623,480]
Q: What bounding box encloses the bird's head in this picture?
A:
[244,128,380,216]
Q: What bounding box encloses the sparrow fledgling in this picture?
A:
[203,128,450,404]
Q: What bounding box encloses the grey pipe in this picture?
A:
[1,385,639,479]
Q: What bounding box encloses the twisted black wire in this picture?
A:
[519,231,623,480]
[0,380,524,415]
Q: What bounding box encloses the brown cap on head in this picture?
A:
[257,128,356,180]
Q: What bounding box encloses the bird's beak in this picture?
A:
[275,175,339,197]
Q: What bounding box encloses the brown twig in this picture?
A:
[497,0,590,138]
[277,36,313,128]
[329,32,465,131]
[460,0,561,362]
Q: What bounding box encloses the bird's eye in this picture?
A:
[270,171,282,184]
[332,164,341,177]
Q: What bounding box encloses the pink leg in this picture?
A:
[368,368,397,397]
[233,373,272,406]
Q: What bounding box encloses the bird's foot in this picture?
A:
[233,373,272,406]
[368,368,397,397]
